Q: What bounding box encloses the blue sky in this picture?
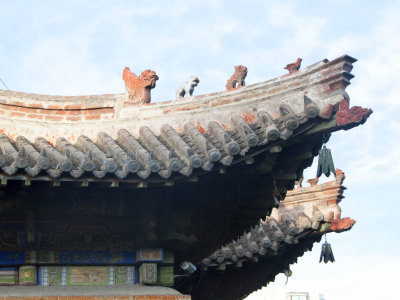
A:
[1,1,399,299]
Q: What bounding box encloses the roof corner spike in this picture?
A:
[284,58,302,74]
[122,67,159,104]
[226,65,247,91]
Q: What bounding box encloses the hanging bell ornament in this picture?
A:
[319,235,335,263]
[316,145,336,178]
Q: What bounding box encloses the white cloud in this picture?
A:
[325,35,366,59]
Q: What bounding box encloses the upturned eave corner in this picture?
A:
[201,168,355,270]
[192,168,356,300]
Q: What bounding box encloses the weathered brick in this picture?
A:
[9,111,25,117]
[10,100,24,106]
[37,109,54,115]
[64,104,83,110]
[29,103,44,109]
[86,108,114,115]
[45,115,63,121]
[18,106,37,113]
[47,105,63,110]
[66,116,82,122]
[27,114,44,119]
[329,80,346,92]
[85,114,101,120]
[67,110,84,116]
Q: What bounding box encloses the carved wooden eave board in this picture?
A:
[0,55,371,183]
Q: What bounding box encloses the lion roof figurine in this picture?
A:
[123,67,159,104]
[176,75,200,99]
[226,65,248,91]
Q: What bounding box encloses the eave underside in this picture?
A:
[0,125,327,258]
[187,235,322,300]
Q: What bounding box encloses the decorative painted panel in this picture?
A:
[19,265,37,286]
[139,263,157,284]
[0,250,134,265]
[136,248,163,262]
[156,266,174,287]
[0,267,18,286]
[38,266,138,286]
[0,252,25,265]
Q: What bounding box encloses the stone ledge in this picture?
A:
[0,285,190,299]
[0,297,190,300]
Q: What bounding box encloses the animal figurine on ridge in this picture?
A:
[176,75,200,99]
[122,67,159,104]
[284,58,302,74]
[226,65,247,91]
[307,176,319,187]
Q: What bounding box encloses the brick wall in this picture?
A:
[0,90,118,122]
[0,55,354,144]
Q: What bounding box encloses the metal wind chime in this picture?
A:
[319,234,335,263]
[317,135,336,263]
[316,135,336,178]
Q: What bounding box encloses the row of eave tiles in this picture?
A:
[201,204,326,270]
[0,97,322,179]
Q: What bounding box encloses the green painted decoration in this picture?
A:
[140,263,157,285]
[156,266,174,287]
[19,265,37,286]
[38,266,137,286]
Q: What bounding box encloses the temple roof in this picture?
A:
[0,55,371,182]
[0,56,371,299]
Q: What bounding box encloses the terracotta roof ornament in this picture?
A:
[226,65,247,91]
[284,58,302,73]
[176,75,200,99]
[294,177,303,189]
[122,67,159,104]
[335,168,345,184]
[336,98,373,126]
[307,176,319,187]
